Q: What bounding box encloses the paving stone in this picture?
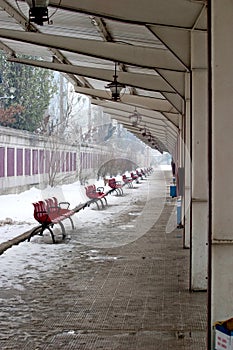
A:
[0,170,206,349]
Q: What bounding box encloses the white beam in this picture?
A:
[102,110,167,132]
[74,86,178,113]
[92,107,177,146]
[0,29,186,71]
[162,92,184,114]
[0,0,90,87]
[91,99,178,138]
[8,57,177,93]
[148,26,191,69]
[158,70,185,97]
[48,0,205,29]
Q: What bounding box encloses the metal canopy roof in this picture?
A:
[0,0,207,153]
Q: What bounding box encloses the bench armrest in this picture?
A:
[59,201,70,209]
[97,186,104,192]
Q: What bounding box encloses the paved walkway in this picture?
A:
[0,170,207,349]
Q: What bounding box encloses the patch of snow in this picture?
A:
[0,169,176,290]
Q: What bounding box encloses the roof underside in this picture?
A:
[0,0,207,153]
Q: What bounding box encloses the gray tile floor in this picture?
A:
[0,171,207,349]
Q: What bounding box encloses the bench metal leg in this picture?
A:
[89,199,100,210]
[115,188,123,196]
[95,200,100,210]
[28,225,43,242]
[98,198,105,209]
[58,221,66,240]
[67,216,75,230]
[28,224,56,244]
[103,197,108,206]
[47,226,56,243]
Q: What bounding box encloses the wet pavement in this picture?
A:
[0,170,207,349]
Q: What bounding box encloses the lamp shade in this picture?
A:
[129,108,142,126]
[106,80,125,101]
[105,62,125,101]
[26,0,49,25]
[141,128,148,137]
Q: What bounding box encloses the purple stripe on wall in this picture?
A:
[73,153,76,171]
[39,150,44,174]
[66,152,69,172]
[70,152,73,171]
[56,151,60,172]
[0,147,5,177]
[25,149,31,176]
[61,151,65,172]
[17,148,23,176]
[45,150,50,173]
[80,152,83,169]
[87,153,90,169]
[32,149,38,175]
[83,152,86,169]
[7,148,15,177]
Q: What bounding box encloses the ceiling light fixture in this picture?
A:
[140,127,148,137]
[26,0,49,25]
[129,107,142,127]
[105,62,125,101]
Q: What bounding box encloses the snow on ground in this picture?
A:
[0,177,118,244]
[0,177,133,289]
[0,166,175,290]
[0,165,172,245]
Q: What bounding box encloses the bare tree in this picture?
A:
[38,86,87,187]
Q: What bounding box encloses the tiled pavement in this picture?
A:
[0,170,207,349]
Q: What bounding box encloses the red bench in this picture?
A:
[122,174,133,188]
[30,197,87,243]
[130,172,139,183]
[136,169,144,180]
[85,184,108,209]
[145,167,153,175]
[108,178,124,196]
[140,168,147,178]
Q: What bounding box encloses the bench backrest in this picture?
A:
[85,184,98,198]
[33,201,47,221]
[38,200,46,212]
[45,198,58,213]
[122,175,131,182]
[52,197,58,207]
[131,172,137,179]
[85,184,96,193]
[108,178,116,189]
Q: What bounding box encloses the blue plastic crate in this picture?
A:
[170,185,177,198]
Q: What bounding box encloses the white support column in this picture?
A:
[210,0,233,341]
[190,31,208,291]
[179,116,184,170]
[184,72,191,248]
